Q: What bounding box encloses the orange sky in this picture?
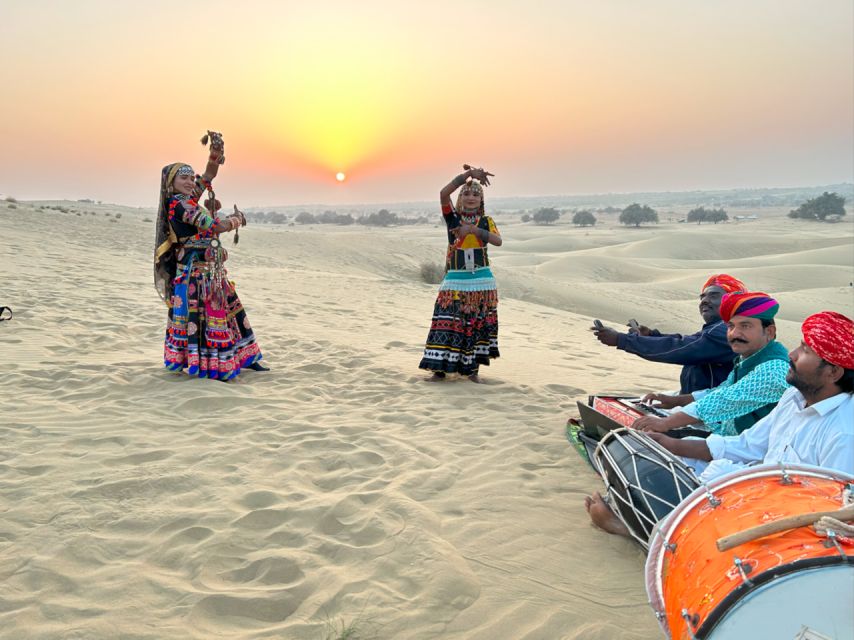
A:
[0,0,852,206]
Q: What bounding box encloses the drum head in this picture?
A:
[646,464,854,640]
[704,564,854,639]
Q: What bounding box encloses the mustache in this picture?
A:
[729,338,749,344]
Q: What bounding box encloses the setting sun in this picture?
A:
[336,172,346,182]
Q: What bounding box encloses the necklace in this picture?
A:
[460,208,480,224]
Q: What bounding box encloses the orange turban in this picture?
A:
[802,311,854,369]
[702,274,746,294]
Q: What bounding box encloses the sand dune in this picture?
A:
[1,200,852,639]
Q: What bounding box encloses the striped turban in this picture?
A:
[802,311,854,369]
[702,274,746,294]
[719,291,779,323]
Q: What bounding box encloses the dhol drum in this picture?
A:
[646,464,854,640]
[592,428,700,548]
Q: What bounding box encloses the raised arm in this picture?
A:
[201,130,225,182]
[440,169,471,206]
[440,165,494,206]
[192,132,226,199]
[617,323,733,365]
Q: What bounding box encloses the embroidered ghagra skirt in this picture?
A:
[164,255,262,380]
[419,267,499,375]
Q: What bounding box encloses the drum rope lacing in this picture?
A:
[813,484,854,550]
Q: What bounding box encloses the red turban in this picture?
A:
[802,311,854,369]
[702,274,746,294]
[719,291,779,323]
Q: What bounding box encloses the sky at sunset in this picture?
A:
[1,0,852,207]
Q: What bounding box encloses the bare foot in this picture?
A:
[468,373,481,383]
[584,492,631,537]
[427,371,446,382]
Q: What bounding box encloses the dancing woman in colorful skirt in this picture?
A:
[419,165,502,383]
[153,133,266,380]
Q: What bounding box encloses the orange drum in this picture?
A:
[646,464,854,640]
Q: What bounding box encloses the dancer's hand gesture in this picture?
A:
[232,205,247,227]
[463,164,494,186]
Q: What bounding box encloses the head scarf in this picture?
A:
[455,178,485,220]
[802,311,854,369]
[719,291,779,323]
[153,163,193,302]
[702,274,746,294]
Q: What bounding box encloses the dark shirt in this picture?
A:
[616,321,734,394]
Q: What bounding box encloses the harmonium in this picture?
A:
[567,395,708,468]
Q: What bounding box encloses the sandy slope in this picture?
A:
[1,200,852,639]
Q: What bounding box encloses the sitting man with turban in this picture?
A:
[631,291,791,436]
[585,310,854,538]
[591,274,745,394]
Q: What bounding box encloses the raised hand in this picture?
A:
[201,130,225,165]
[463,164,494,186]
[591,323,620,347]
[232,204,247,227]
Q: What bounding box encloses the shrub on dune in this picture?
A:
[420,261,445,284]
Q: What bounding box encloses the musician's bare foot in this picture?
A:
[584,492,630,537]
[468,373,481,383]
[427,371,446,382]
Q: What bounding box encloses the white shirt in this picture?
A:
[700,387,854,480]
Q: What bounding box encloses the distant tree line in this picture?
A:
[620,203,658,227]
[788,192,846,221]
[572,210,596,226]
[243,209,429,226]
[687,207,729,224]
[532,207,561,225]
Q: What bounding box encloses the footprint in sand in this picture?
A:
[232,508,292,531]
[294,362,335,374]
[192,591,306,625]
[315,494,404,548]
[14,465,54,476]
[236,490,281,510]
[545,383,585,395]
[166,526,215,545]
[341,357,370,369]
[222,556,304,586]
[103,450,173,467]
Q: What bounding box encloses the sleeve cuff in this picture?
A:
[705,434,727,459]
[680,402,699,419]
[692,389,709,401]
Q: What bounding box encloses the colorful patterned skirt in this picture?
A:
[164,254,262,380]
[419,267,499,375]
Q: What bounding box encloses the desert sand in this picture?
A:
[1,200,852,639]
